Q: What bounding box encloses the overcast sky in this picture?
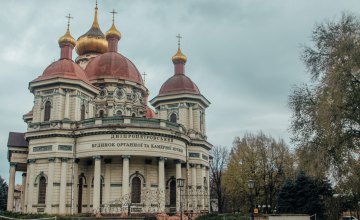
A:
[1,0,360,181]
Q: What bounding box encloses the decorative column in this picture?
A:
[86,160,92,212]
[7,162,16,211]
[158,157,166,212]
[189,106,193,129]
[64,89,70,119]
[72,159,80,214]
[45,158,55,213]
[175,160,182,212]
[201,165,206,210]
[27,159,36,213]
[93,156,102,214]
[20,173,26,212]
[145,159,152,211]
[104,159,112,204]
[24,164,29,213]
[122,155,130,203]
[191,164,197,211]
[206,166,210,210]
[59,158,68,214]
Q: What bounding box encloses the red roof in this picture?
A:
[7,132,28,148]
[32,59,90,84]
[85,52,143,84]
[159,74,200,96]
[146,106,156,118]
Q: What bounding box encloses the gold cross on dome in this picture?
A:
[65,13,73,31]
[110,9,117,23]
[176,33,183,48]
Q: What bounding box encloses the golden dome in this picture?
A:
[106,23,121,40]
[58,29,76,46]
[75,5,108,55]
[172,48,187,63]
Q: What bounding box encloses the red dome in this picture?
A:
[85,52,143,84]
[146,106,156,118]
[33,59,90,84]
[159,74,200,96]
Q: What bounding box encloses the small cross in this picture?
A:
[176,33,183,48]
[142,72,147,82]
[65,13,73,31]
[110,9,118,23]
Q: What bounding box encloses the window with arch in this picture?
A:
[116,110,122,116]
[81,104,86,120]
[132,113,136,117]
[38,176,47,204]
[170,113,177,123]
[99,110,104,118]
[44,101,51,121]
[131,177,141,203]
[169,179,176,206]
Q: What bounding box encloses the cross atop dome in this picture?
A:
[65,13,73,31]
[176,33,182,48]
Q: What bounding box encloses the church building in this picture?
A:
[6,3,212,216]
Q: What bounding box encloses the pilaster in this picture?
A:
[104,159,112,204]
[27,159,36,213]
[7,162,16,211]
[45,158,55,213]
[122,155,130,203]
[158,157,166,212]
[92,156,102,214]
[59,158,68,214]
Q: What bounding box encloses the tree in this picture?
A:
[289,13,360,176]
[0,176,7,211]
[209,145,229,213]
[223,132,294,214]
[277,172,332,218]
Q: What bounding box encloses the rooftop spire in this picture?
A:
[106,9,121,52]
[172,33,187,65]
[58,14,76,59]
[92,0,100,28]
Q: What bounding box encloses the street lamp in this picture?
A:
[248,180,255,220]
[177,178,185,220]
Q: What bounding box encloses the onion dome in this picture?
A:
[158,45,200,96]
[85,15,143,84]
[58,29,76,47]
[75,4,108,55]
[106,23,121,40]
[172,48,187,64]
[32,20,91,85]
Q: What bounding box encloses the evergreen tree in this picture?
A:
[277,179,296,213]
[0,176,7,210]
[277,172,332,218]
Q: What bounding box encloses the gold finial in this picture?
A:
[106,9,121,40]
[58,13,76,46]
[172,34,187,63]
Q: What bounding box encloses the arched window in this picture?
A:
[169,179,176,206]
[116,110,122,116]
[132,113,136,117]
[170,113,177,123]
[38,176,46,204]
[99,110,104,118]
[81,104,85,120]
[44,101,51,121]
[131,177,141,203]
